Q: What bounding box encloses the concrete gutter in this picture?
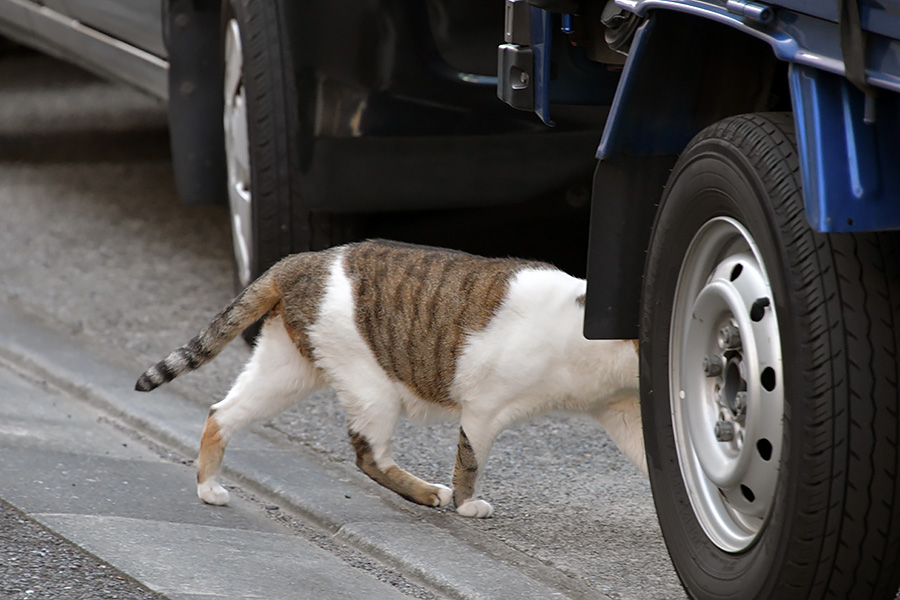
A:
[0,302,576,599]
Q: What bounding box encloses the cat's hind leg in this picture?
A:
[197,314,323,505]
[343,394,451,508]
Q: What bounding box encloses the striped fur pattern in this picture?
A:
[136,240,645,517]
[343,241,548,406]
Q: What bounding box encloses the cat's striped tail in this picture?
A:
[134,272,281,392]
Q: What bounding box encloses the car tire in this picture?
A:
[640,113,900,599]
[221,0,353,343]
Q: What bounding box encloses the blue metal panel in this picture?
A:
[598,11,780,159]
[790,64,900,232]
[597,18,666,158]
[527,8,622,126]
[617,1,900,93]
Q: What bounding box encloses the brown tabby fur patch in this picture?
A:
[342,241,549,406]
[270,248,339,359]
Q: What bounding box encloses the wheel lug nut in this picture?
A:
[715,420,735,442]
[703,354,724,377]
[718,324,742,350]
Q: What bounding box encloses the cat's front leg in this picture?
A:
[452,426,493,518]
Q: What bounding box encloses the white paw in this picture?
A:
[197,480,230,506]
[433,484,452,507]
[456,498,493,518]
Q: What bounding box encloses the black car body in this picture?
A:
[0,0,604,285]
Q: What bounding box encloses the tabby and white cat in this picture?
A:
[136,240,645,518]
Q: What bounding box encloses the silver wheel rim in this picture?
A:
[223,18,252,288]
[669,217,784,552]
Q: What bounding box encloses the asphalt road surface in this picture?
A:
[0,498,162,600]
[0,48,685,598]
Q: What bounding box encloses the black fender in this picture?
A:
[584,155,675,340]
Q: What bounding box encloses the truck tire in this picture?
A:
[640,113,900,599]
[222,0,352,342]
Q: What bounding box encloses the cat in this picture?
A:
[135,240,645,518]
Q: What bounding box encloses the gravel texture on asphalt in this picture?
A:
[0,499,163,600]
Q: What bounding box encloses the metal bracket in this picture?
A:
[497,44,535,110]
[504,0,531,45]
[498,0,535,111]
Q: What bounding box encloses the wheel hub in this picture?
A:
[670,218,784,552]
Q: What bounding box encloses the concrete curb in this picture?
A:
[0,303,574,600]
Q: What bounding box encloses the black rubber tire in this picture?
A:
[222,0,353,344]
[640,113,900,599]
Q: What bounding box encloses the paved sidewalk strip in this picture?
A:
[0,358,409,600]
[0,303,572,599]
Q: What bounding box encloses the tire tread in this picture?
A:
[646,112,900,599]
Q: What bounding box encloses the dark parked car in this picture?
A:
[0,0,603,287]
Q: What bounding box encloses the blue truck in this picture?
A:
[497,1,900,597]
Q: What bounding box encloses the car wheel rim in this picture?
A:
[669,216,784,552]
[223,18,252,288]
